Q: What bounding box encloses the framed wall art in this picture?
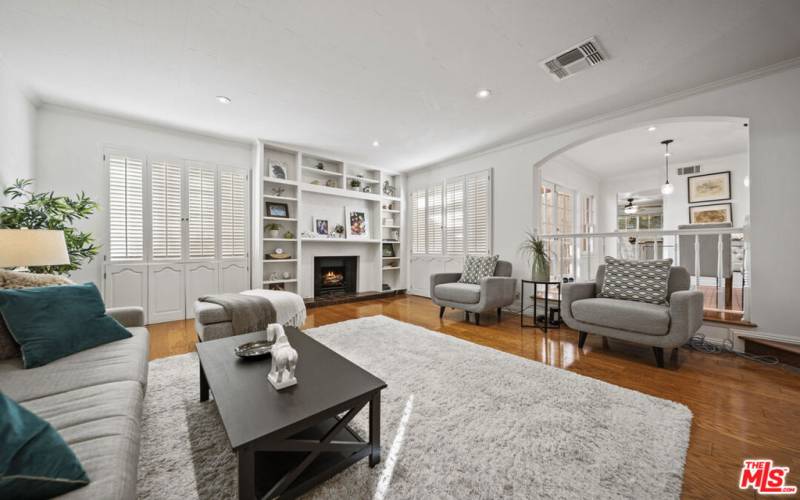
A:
[346,207,369,239]
[689,203,732,224]
[265,202,290,218]
[688,171,731,203]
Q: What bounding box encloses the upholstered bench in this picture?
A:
[194,289,307,342]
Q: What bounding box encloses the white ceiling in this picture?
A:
[0,0,798,171]
[558,119,749,177]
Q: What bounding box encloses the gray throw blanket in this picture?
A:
[198,293,276,335]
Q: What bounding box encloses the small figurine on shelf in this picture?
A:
[383,180,395,197]
[267,326,298,390]
[333,224,345,239]
[363,185,372,193]
[284,230,294,239]
[315,162,325,170]
[325,179,337,188]
[268,271,279,281]
[282,271,291,279]
[272,186,286,197]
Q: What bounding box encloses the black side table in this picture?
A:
[520,280,562,332]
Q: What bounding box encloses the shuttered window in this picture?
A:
[411,189,426,254]
[108,153,144,261]
[444,178,465,254]
[188,165,217,259]
[150,159,183,259]
[465,171,491,254]
[426,184,443,254]
[219,169,248,258]
[411,169,491,256]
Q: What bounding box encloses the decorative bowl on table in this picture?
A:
[234,339,276,359]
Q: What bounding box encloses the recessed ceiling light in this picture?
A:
[216,96,231,104]
[372,140,380,147]
[475,89,492,99]
[648,126,657,132]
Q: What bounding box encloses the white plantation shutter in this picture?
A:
[426,184,443,254]
[219,169,247,258]
[465,170,491,254]
[150,159,183,259]
[444,178,465,254]
[108,153,144,261]
[411,189,426,254]
[188,165,217,259]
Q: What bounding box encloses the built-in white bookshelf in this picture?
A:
[252,140,406,298]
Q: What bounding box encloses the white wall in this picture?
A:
[35,105,252,285]
[0,58,36,202]
[662,153,749,229]
[408,64,800,339]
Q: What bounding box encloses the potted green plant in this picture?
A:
[519,231,550,281]
[265,223,282,238]
[1,179,99,274]
[350,178,361,190]
[333,224,345,239]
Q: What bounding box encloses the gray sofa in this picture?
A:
[561,265,703,367]
[430,260,516,325]
[0,307,149,499]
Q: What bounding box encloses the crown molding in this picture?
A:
[407,56,800,174]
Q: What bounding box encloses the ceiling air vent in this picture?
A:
[677,165,701,176]
[540,37,608,81]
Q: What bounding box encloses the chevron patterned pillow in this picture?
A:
[458,255,499,284]
[598,257,673,305]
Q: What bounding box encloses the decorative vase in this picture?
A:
[532,258,550,282]
[269,230,280,238]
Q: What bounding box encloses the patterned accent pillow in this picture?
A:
[598,256,673,305]
[458,255,499,284]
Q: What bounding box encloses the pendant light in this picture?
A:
[660,139,675,195]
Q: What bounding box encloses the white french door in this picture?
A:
[104,150,250,324]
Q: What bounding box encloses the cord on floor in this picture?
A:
[685,333,779,365]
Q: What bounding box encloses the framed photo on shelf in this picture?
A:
[688,171,731,203]
[689,203,732,224]
[346,207,369,239]
[382,243,395,257]
[313,217,329,236]
[268,159,289,180]
[265,202,290,218]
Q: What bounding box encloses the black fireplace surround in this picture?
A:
[314,256,358,297]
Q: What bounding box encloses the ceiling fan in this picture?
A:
[623,197,638,215]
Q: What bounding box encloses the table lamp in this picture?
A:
[0,229,70,271]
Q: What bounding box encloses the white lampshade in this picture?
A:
[0,229,70,268]
[660,182,675,195]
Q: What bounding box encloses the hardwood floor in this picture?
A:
[147,294,800,499]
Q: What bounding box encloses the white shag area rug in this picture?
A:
[138,315,691,499]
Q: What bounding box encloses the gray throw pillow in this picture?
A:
[458,255,499,284]
[598,256,673,305]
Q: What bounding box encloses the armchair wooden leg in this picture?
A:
[465,311,470,321]
[475,313,480,325]
[497,308,502,321]
[439,306,445,319]
[653,347,665,368]
[578,331,588,348]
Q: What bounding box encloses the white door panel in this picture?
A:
[105,264,148,318]
[148,263,185,324]
[219,260,249,294]
[185,262,219,318]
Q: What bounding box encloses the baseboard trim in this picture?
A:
[732,330,800,346]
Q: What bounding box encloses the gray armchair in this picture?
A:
[561,264,704,368]
[430,260,516,325]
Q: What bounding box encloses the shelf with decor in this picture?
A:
[255,139,405,297]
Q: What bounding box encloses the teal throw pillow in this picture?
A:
[0,282,132,369]
[0,393,89,498]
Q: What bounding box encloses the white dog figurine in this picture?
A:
[267,327,298,390]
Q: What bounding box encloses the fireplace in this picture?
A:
[314,256,358,297]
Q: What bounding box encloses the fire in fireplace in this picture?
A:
[314,256,358,297]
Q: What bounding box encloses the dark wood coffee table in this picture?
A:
[196,327,386,499]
